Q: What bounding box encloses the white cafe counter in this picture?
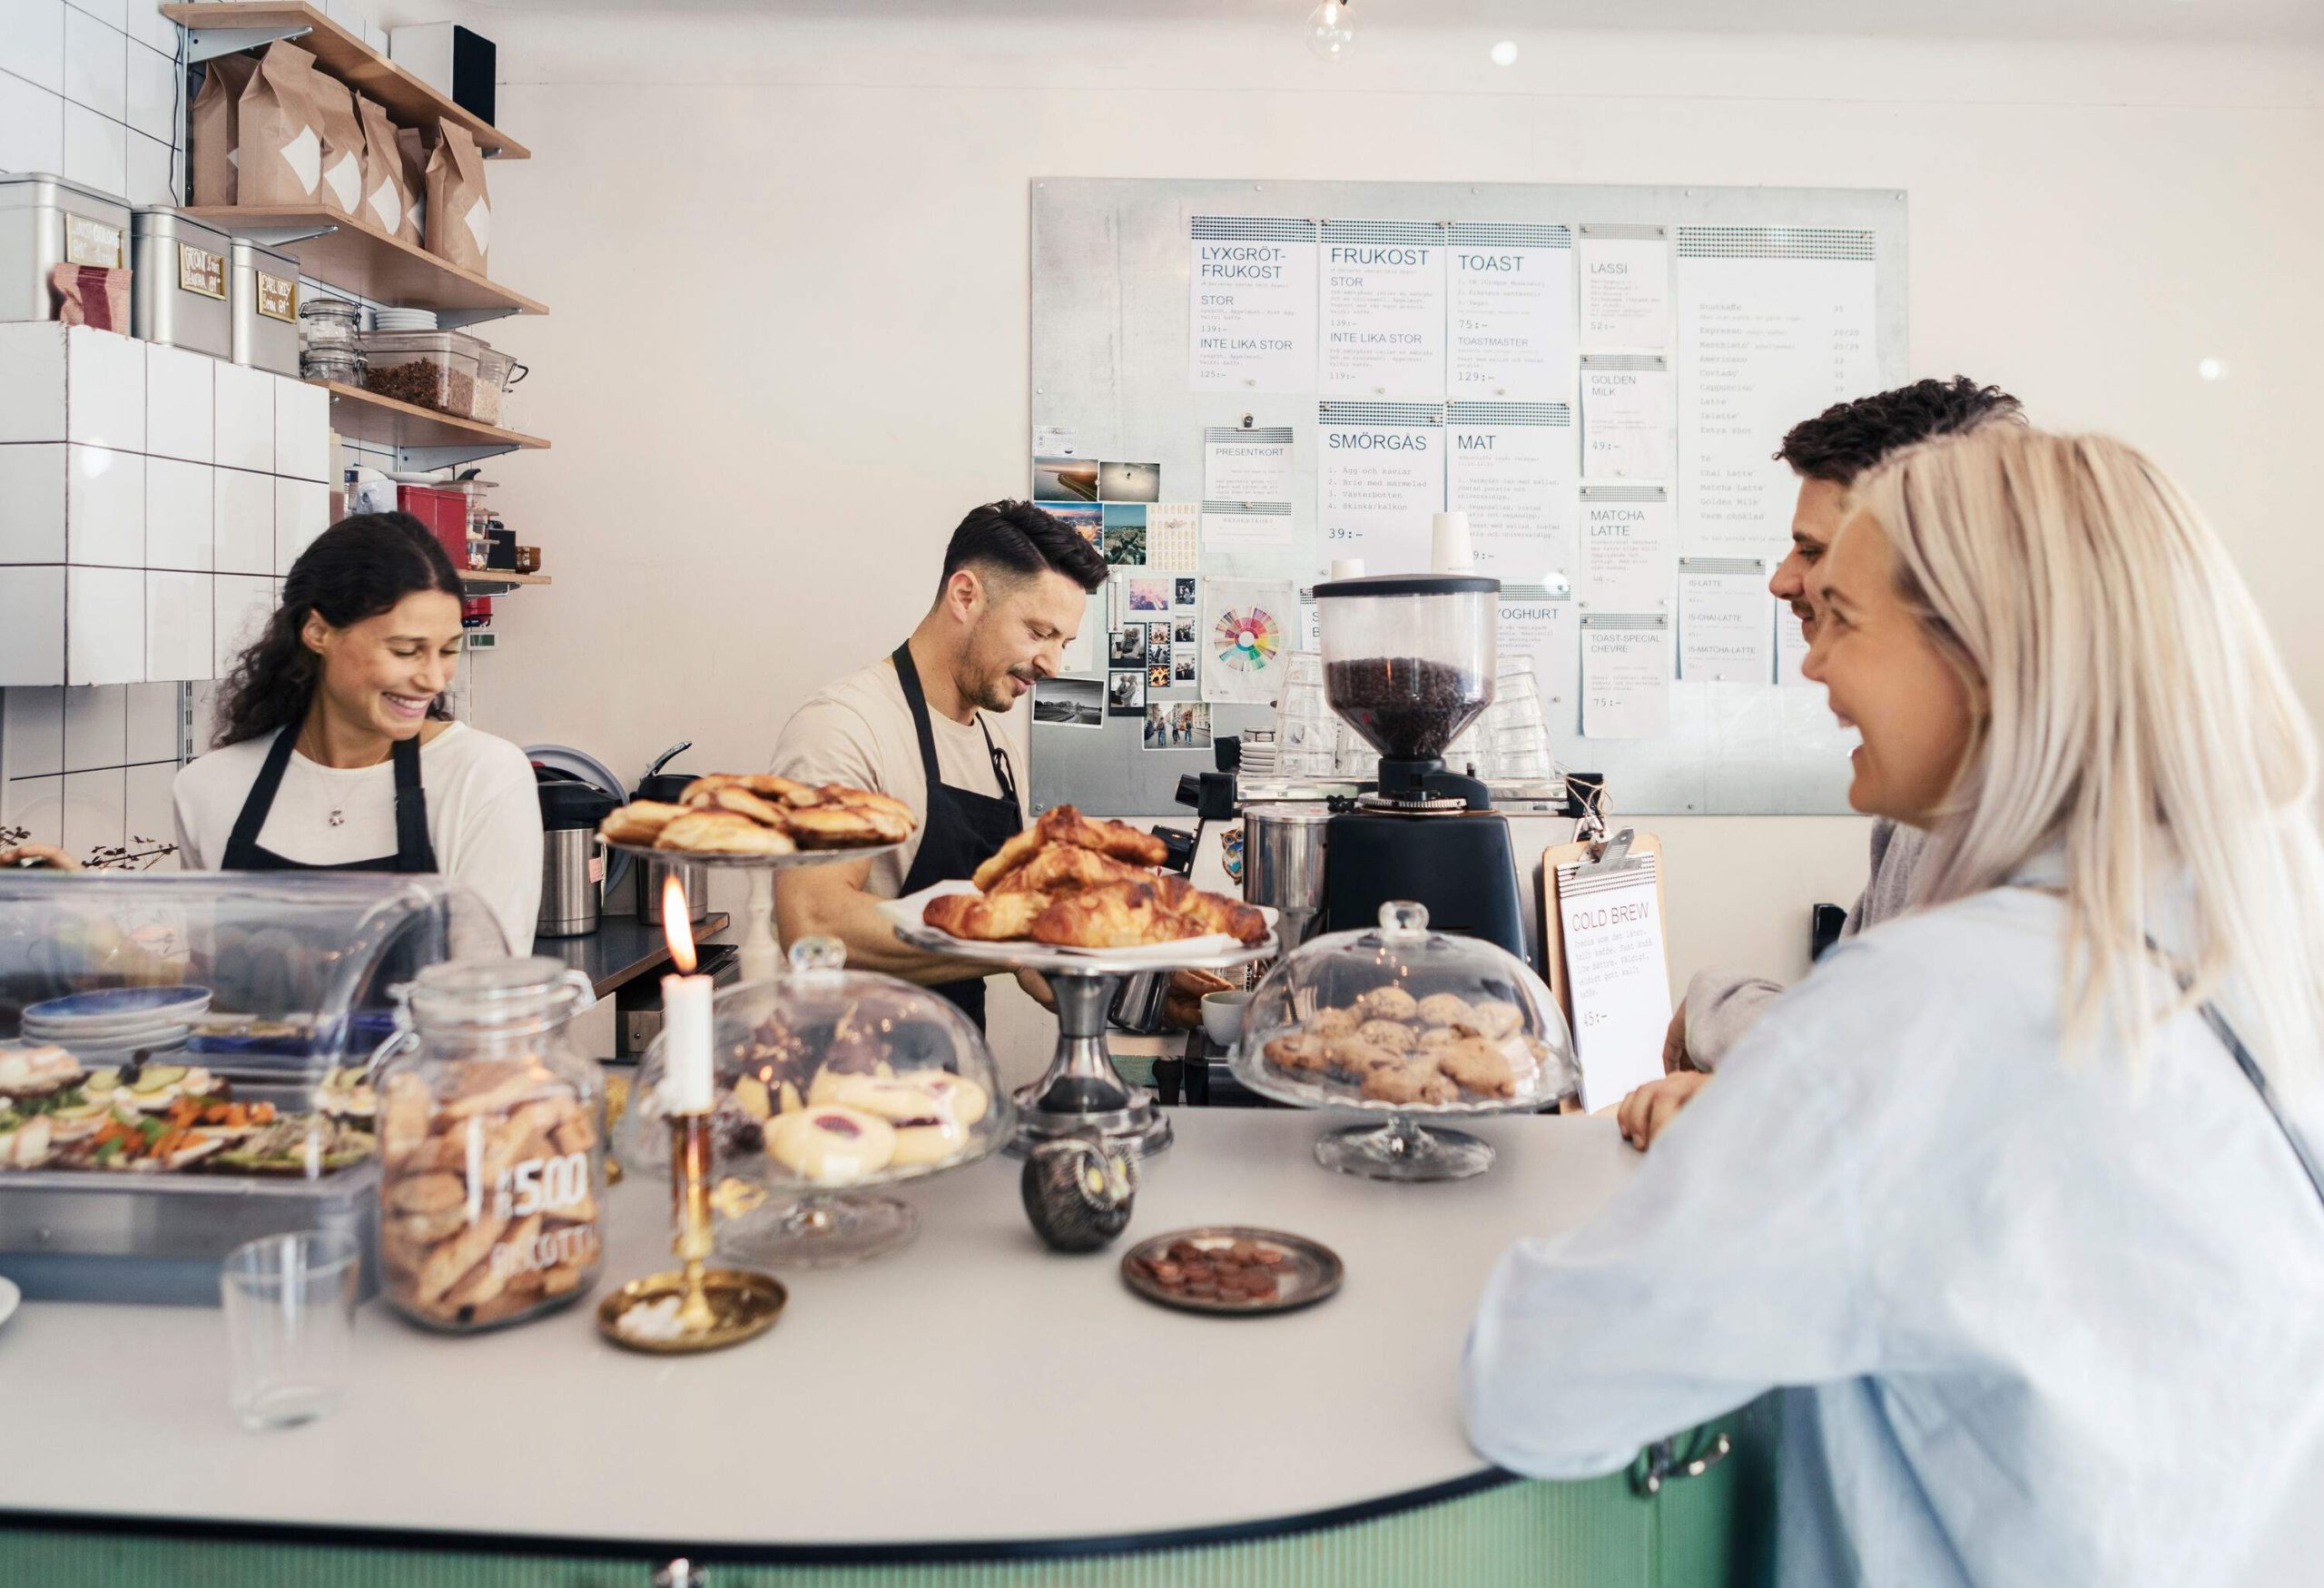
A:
[0,1110,1775,1587]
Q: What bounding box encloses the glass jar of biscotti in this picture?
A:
[374,957,605,1332]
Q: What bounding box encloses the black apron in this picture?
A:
[891,642,1022,1031]
[220,725,439,875]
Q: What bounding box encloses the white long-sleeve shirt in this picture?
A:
[172,722,542,954]
[1462,860,2324,1587]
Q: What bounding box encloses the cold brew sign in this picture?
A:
[1189,216,1317,392]
[1318,220,1447,399]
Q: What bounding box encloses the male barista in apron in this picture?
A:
[769,501,1108,1030]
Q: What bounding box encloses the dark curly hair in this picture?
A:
[1776,377,2025,485]
[213,512,466,748]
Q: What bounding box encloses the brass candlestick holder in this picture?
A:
[597,1114,786,1354]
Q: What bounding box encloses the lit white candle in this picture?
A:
[660,875,715,1115]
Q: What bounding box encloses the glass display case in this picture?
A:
[0,871,508,1303]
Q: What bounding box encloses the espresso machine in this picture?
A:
[1305,574,1527,957]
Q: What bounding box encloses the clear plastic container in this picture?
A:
[357,328,482,415]
[300,349,366,386]
[615,937,1010,1266]
[299,295,362,350]
[1315,575,1501,763]
[471,346,518,426]
[0,871,508,1303]
[1230,899,1578,1180]
[374,957,604,1331]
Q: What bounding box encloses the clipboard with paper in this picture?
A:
[1540,824,1672,1111]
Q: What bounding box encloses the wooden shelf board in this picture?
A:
[163,3,529,158]
[463,572,552,588]
[321,380,549,453]
[184,206,547,317]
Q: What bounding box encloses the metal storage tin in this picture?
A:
[230,236,301,376]
[0,173,133,324]
[130,207,234,360]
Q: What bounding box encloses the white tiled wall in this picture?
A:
[0,0,182,205]
[2,681,183,860]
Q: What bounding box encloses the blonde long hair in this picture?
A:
[1846,427,2324,1100]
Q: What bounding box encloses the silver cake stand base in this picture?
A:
[1008,971,1174,1159]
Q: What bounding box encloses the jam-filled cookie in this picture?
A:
[766,1104,897,1184]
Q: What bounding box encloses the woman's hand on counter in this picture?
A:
[0,843,80,871]
[1617,1072,1711,1152]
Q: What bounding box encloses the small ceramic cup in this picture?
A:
[1201,989,1254,1049]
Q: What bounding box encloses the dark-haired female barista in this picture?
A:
[169,512,542,952]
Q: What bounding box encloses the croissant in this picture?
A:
[971,805,1167,891]
[1027,881,1206,949]
[598,800,688,846]
[708,784,793,829]
[921,890,1045,942]
[655,811,797,855]
[1144,873,1270,945]
[988,844,1149,897]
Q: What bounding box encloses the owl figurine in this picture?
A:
[1021,1129,1137,1252]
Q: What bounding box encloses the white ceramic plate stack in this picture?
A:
[370,308,438,332]
[21,986,214,1066]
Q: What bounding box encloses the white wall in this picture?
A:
[460,9,2323,1003]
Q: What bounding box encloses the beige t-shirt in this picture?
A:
[770,656,1030,899]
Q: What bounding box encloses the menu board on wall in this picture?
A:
[1446,222,1577,401]
[1189,216,1318,391]
[1316,401,1446,575]
[1318,220,1449,399]
[1445,401,1576,588]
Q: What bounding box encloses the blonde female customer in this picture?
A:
[1462,428,2324,1588]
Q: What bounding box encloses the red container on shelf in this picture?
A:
[399,484,469,568]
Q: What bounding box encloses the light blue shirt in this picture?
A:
[1462,866,2324,1587]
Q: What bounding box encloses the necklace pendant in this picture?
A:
[328,808,346,828]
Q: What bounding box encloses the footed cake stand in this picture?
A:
[886,924,1275,1159]
[1226,1039,1570,1182]
[606,838,902,984]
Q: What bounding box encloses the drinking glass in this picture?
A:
[221,1230,359,1431]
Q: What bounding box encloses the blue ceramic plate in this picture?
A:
[22,986,214,1025]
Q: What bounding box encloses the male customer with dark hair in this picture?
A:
[771,501,1107,1028]
[1659,378,2024,1080]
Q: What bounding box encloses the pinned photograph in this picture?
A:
[1172,616,1196,645]
[1109,625,1147,667]
[1174,654,1197,685]
[1124,575,1172,614]
[1147,664,1171,689]
[1032,676,1104,728]
[1098,460,1162,503]
[1147,629,1172,666]
[1040,502,1103,547]
[1102,523,1147,567]
[1034,457,1098,501]
[1174,577,1198,608]
[1143,701,1213,750]
[1108,670,1146,715]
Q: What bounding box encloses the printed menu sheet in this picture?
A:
[1581,614,1672,739]
[1676,233,1879,560]
[1577,225,1672,353]
[1202,427,1295,505]
[1554,846,1671,1110]
[1189,216,1318,391]
[1578,486,1675,614]
[1445,402,1577,588]
[1777,606,1814,686]
[1447,223,1578,401]
[1318,221,1448,399]
[1677,557,1774,682]
[1316,401,1446,576]
[1497,590,1580,735]
[1201,504,1296,557]
[1581,355,1674,482]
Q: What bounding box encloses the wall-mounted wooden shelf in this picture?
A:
[462,572,552,595]
[163,3,529,158]
[321,381,548,466]
[186,206,547,322]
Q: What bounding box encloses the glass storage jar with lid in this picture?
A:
[1228,900,1577,1181]
[375,956,604,1330]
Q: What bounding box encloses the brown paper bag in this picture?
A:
[423,121,490,275]
[190,54,257,206]
[354,96,409,239]
[236,42,327,206]
[308,71,367,220]
[394,125,430,246]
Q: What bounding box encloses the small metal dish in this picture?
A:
[596,1268,786,1355]
[1119,1225,1343,1317]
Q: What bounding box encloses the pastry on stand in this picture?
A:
[615,937,1011,1267]
[1228,901,1579,1181]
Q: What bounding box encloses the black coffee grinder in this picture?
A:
[1315,574,1526,958]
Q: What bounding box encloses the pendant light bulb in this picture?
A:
[1307,0,1357,63]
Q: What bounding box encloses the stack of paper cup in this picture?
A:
[1431,512,1475,574]
[1328,558,1365,581]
